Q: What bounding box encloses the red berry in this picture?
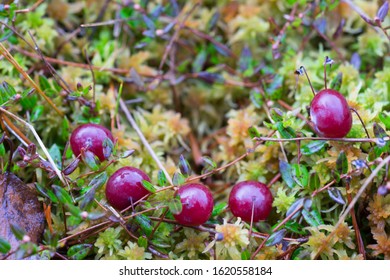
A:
[173,183,214,226]
[229,181,273,223]
[70,123,114,162]
[105,167,151,210]
[310,89,352,138]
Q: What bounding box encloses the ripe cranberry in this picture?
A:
[229,181,273,223]
[309,89,352,138]
[105,167,151,210]
[173,183,214,226]
[70,123,114,162]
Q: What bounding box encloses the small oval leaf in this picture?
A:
[265,229,286,246]
[0,237,11,254]
[157,170,168,187]
[279,160,295,188]
[168,196,182,215]
[141,180,156,193]
[328,187,346,205]
[172,172,185,187]
[336,151,348,174]
[67,244,92,260]
[301,140,327,155]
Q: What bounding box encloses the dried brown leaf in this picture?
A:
[0,172,45,259]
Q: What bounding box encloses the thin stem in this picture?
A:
[324,59,327,89]
[299,66,316,96]
[350,107,372,147]
[0,107,66,186]
[345,180,366,259]
[255,136,386,144]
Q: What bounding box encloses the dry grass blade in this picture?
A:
[0,107,66,186]
[119,98,173,186]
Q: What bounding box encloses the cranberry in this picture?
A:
[70,123,114,162]
[105,167,151,210]
[229,181,273,223]
[173,183,214,226]
[310,89,352,138]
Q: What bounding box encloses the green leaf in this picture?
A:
[10,223,26,240]
[138,236,148,249]
[211,202,227,217]
[336,151,348,174]
[157,170,168,187]
[270,108,284,122]
[81,150,100,171]
[192,49,207,73]
[265,229,286,246]
[248,126,261,139]
[67,204,82,217]
[301,140,326,155]
[30,105,45,122]
[134,214,153,236]
[67,244,92,260]
[168,195,182,215]
[379,112,390,130]
[172,172,185,187]
[279,160,295,188]
[201,156,217,174]
[35,183,58,203]
[141,180,156,193]
[0,237,11,254]
[52,185,73,204]
[291,164,309,188]
[276,122,296,139]
[0,143,5,157]
[302,209,323,227]
[49,144,62,169]
[284,220,307,235]
[241,250,251,260]
[79,172,108,209]
[250,89,263,108]
[308,172,320,191]
[89,172,108,190]
[39,75,52,91]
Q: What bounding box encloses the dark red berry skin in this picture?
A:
[229,181,273,223]
[105,167,151,210]
[70,123,114,162]
[173,183,214,226]
[310,89,352,138]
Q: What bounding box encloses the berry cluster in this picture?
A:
[69,123,274,227]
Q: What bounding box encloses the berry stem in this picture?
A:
[323,60,327,89]
[349,107,372,146]
[299,66,316,96]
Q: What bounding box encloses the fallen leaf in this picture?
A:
[0,172,45,259]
